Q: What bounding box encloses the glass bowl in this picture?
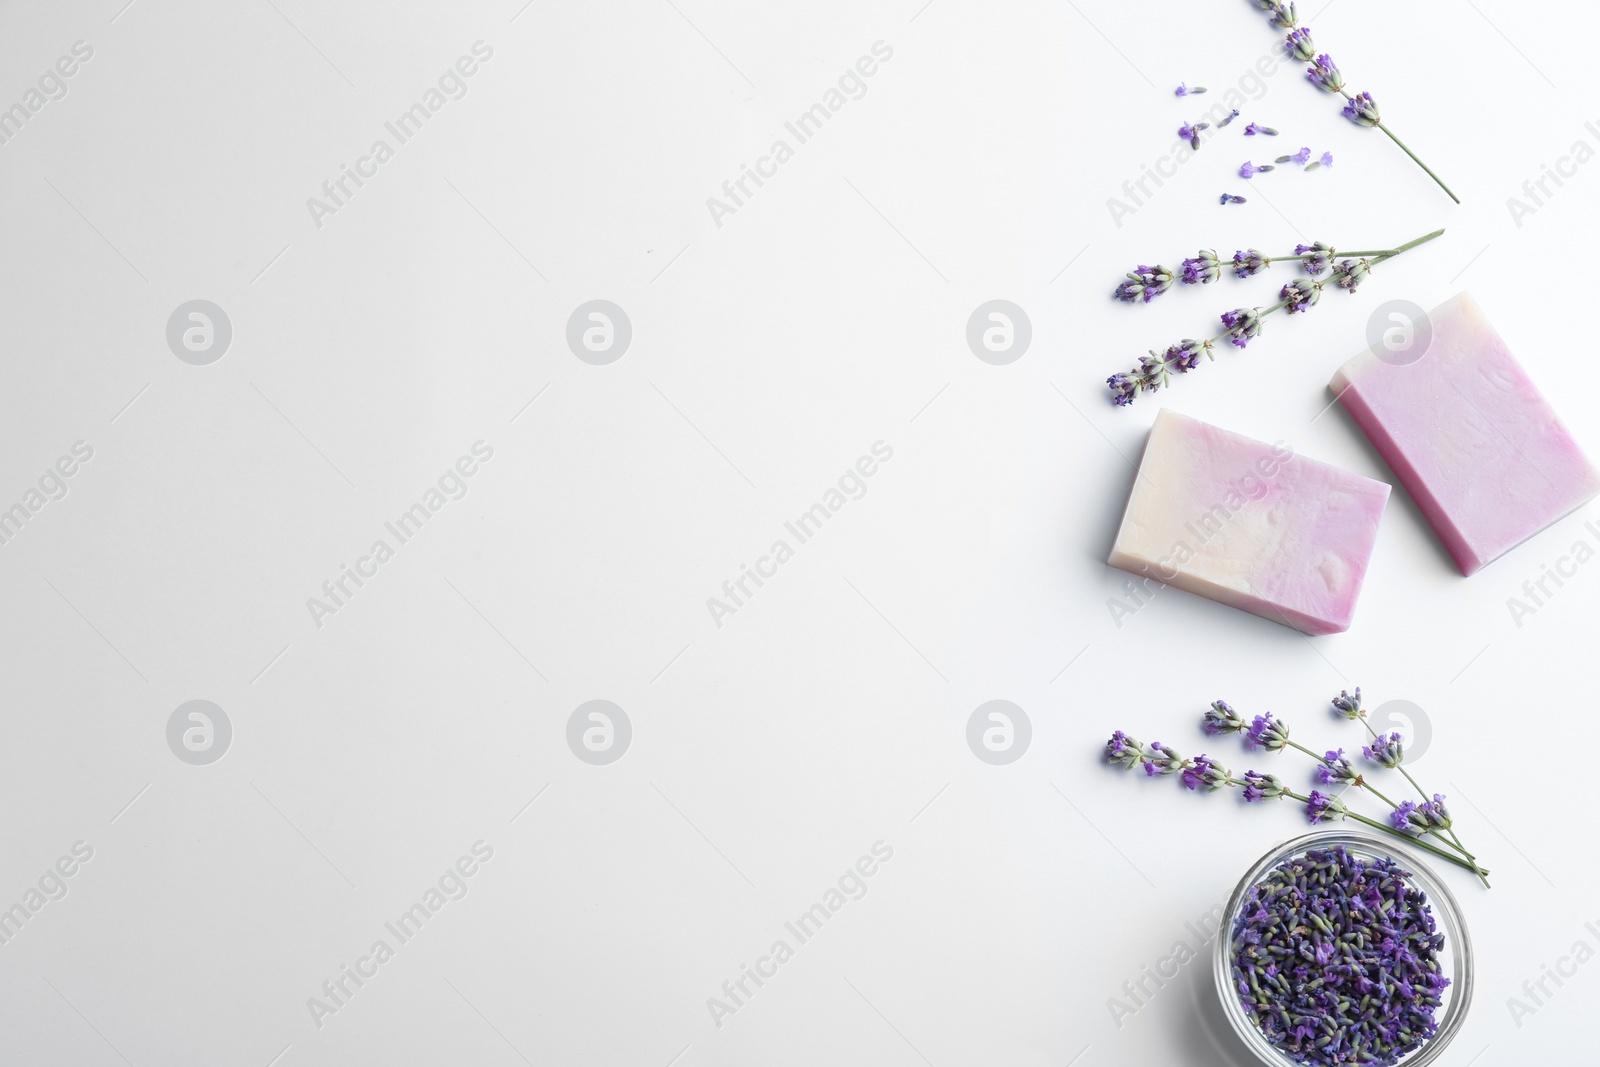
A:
[1212,829,1473,1067]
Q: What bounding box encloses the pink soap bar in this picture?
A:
[1108,410,1390,635]
[1330,293,1600,575]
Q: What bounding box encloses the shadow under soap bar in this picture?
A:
[1108,410,1390,635]
[1330,292,1600,576]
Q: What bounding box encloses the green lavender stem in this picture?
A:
[1375,123,1459,204]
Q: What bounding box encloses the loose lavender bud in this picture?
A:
[1330,687,1363,719]
[1202,699,1246,735]
[1280,278,1321,313]
[1241,770,1287,802]
[1305,789,1347,823]
[1245,712,1290,751]
[1343,91,1381,127]
[1218,109,1241,128]
[1315,747,1360,785]
[1175,82,1207,97]
[1243,122,1278,136]
[1331,257,1370,292]
[1103,729,1144,769]
[1284,27,1316,61]
[1231,249,1269,278]
[1220,193,1248,204]
[1306,53,1343,93]
[1220,307,1264,349]
[1321,150,1334,166]
[1240,161,1275,179]
[1182,753,1232,791]
[1181,249,1222,285]
[1178,120,1210,150]
[1285,146,1312,166]
[1144,741,1185,777]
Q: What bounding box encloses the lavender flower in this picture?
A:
[1423,794,1452,830]
[1343,91,1380,127]
[1107,372,1137,407]
[1220,307,1265,348]
[1243,122,1278,136]
[1284,27,1316,61]
[1239,161,1275,178]
[1104,729,1145,769]
[1182,754,1231,792]
[1320,151,1334,166]
[1316,747,1360,785]
[1218,109,1241,128]
[1363,730,1404,768]
[1306,53,1344,93]
[1280,278,1321,314]
[1305,789,1347,823]
[1241,770,1287,802]
[1276,146,1312,166]
[1144,741,1185,777]
[1231,248,1269,278]
[1203,699,1246,735]
[1331,257,1370,292]
[1295,240,1332,275]
[1265,1,1297,29]
[1181,249,1222,285]
[1164,340,1205,372]
[1330,687,1364,719]
[1114,264,1174,303]
[1219,193,1248,204]
[1175,82,1207,97]
[1178,120,1210,150]
[1391,799,1429,835]
[1246,712,1291,751]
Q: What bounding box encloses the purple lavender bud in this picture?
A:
[1297,240,1333,276]
[1104,729,1144,769]
[1240,161,1257,179]
[1219,193,1248,204]
[1391,800,1429,835]
[1219,307,1264,349]
[1202,699,1245,735]
[1284,27,1316,61]
[1316,748,1360,785]
[1280,278,1321,314]
[1342,91,1380,127]
[1231,249,1269,279]
[1245,711,1290,751]
[1306,54,1344,93]
[1164,340,1205,373]
[1241,770,1286,802]
[1178,120,1211,150]
[1113,264,1175,303]
[1266,2,1297,29]
[1181,249,1222,285]
[1362,730,1404,768]
[1425,793,1452,829]
[1291,146,1312,166]
[1175,82,1207,97]
[1330,687,1363,719]
[1106,373,1137,407]
[1218,109,1241,128]
[1321,151,1334,166]
[1305,790,1347,824]
[1144,741,1185,776]
[1331,257,1370,292]
[1182,753,1231,792]
[1243,122,1279,136]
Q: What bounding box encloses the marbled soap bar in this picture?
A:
[1109,410,1390,635]
[1330,293,1600,575]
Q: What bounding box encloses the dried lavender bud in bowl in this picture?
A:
[1215,830,1473,1067]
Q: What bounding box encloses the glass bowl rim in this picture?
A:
[1211,827,1474,1067]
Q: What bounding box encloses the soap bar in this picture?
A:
[1109,410,1390,635]
[1330,293,1600,575]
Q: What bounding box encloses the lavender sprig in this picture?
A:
[1105,228,1443,406]
[1248,4,1459,203]
[1101,731,1490,877]
[1114,238,1396,306]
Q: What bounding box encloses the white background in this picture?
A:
[1,0,1595,1064]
